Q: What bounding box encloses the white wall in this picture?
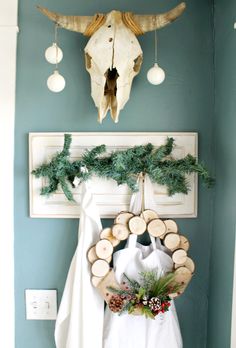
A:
[0,0,18,347]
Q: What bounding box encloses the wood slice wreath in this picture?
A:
[88,209,195,314]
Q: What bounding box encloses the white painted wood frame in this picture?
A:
[231,225,236,347]
[29,132,198,218]
[0,1,18,347]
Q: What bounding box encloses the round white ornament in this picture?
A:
[45,43,63,64]
[47,70,66,93]
[147,63,165,85]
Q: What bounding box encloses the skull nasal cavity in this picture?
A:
[104,68,119,96]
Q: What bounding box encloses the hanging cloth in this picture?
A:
[102,174,183,348]
[129,174,158,214]
[128,174,170,253]
[54,182,104,348]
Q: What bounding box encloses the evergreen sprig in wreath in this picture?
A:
[32,134,214,201]
[108,271,182,319]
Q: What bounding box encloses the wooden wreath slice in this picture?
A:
[164,219,178,233]
[91,259,110,278]
[100,227,120,247]
[169,267,192,298]
[182,257,195,273]
[174,266,192,285]
[95,239,113,259]
[163,233,181,251]
[184,257,195,273]
[112,224,130,240]
[105,255,112,263]
[91,276,103,287]
[87,245,98,263]
[97,269,120,303]
[179,235,190,252]
[128,216,147,235]
[115,212,134,225]
[174,257,195,273]
[140,209,159,223]
[168,293,180,299]
[147,218,166,238]
[172,249,187,265]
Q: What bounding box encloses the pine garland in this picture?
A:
[32,134,214,201]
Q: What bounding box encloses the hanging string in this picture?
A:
[54,23,59,70]
[140,172,145,214]
[154,29,158,64]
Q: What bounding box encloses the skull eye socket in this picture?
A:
[133,54,143,73]
[85,53,92,69]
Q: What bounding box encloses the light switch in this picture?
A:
[25,289,57,320]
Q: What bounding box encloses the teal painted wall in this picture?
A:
[15,1,214,347]
[207,1,236,347]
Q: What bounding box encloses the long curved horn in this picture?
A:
[133,2,186,33]
[37,6,96,34]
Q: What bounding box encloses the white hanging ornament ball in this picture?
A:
[45,43,63,64]
[47,70,66,93]
[147,63,165,85]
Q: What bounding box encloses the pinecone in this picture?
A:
[109,295,124,313]
[148,297,161,312]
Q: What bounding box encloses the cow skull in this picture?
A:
[38,3,186,123]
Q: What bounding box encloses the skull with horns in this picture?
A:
[38,3,186,123]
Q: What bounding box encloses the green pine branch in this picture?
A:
[32,134,214,201]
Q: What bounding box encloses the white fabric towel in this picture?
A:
[55,182,104,348]
[129,174,157,214]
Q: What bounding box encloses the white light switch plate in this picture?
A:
[25,289,57,320]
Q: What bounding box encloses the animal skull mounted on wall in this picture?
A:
[38,3,186,123]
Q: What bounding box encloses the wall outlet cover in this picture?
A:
[25,289,57,320]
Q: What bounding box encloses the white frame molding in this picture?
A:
[0,1,18,347]
[231,224,236,347]
[29,132,198,218]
